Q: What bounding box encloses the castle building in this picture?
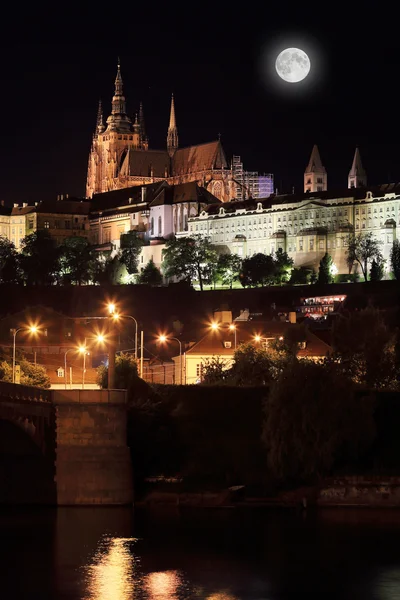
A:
[86,62,237,203]
[304,145,327,193]
[182,182,400,276]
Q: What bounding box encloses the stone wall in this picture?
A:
[53,389,133,506]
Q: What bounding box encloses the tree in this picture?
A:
[240,253,275,287]
[289,266,312,285]
[370,257,385,282]
[59,236,96,285]
[97,352,139,389]
[318,253,333,284]
[0,237,20,284]
[120,231,144,276]
[262,360,375,482]
[93,253,125,285]
[0,359,50,388]
[331,307,397,389]
[162,235,218,291]
[229,342,281,386]
[216,253,242,289]
[201,356,231,384]
[346,232,383,282]
[273,249,294,284]
[137,259,163,286]
[391,240,400,280]
[19,231,61,285]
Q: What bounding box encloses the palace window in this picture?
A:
[310,239,314,251]
[299,240,303,251]
[28,219,34,229]
[65,220,70,229]
[319,240,324,250]
[44,221,50,229]
[54,220,59,229]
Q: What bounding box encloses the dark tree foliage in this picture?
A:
[137,259,163,286]
[317,253,333,284]
[97,352,139,390]
[289,266,312,285]
[370,258,385,282]
[162,235,218,291]
[240,253,275,287]
[346,232,383,282]
[59,236,96,285]
[120,231,144,275]
[273,248,294,284]
[390,239,400,280]
[216,253,242,288]
[0,237,20,283]
[0,358,51,388]
[19,231,60,285]
[331,307,397,388]
[263,360,376,482]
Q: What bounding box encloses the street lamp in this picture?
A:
[112,313,138,359]
[12,325,40,384]
[158,335,183,385]
[210,321,219,331]
[229,323,237,349]
[64,347,76,389]
[78,345,89,389]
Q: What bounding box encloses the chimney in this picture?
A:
[141,186,146,202]
[35,202,38,207]
[57,194,60,201]
[0,200,4,207]
[13,203,18,208]
[60,194,64,200]
[66,193,69,199]
[23,202,28,208]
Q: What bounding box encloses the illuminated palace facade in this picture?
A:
[86,62,238,203]
[182,148,400,275]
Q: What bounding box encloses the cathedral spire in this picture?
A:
[139,102,146,138]
[348,147,367,188]
[106,58,131,132]
[304,144,327,193]
[167,93,178,157]
[96,99,105,133]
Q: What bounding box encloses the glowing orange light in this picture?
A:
[78,345,87,354]
[210,322,219,331]
[28,325,39,334]
[107,303,116,314]
[229,324,236,331]
[96,334,106,344]
[279,336,284,341]
[158,335,167,343]
[112,313,120,321]
[254,335,261,343]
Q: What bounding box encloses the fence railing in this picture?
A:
[0,381,52,403]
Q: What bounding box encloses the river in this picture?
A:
[2,506,400,599]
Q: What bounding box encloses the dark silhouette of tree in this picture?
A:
[390,239,400,280]
[0,237,20,284]
[317,253,333,284]
[162,235,218,291]
[370,257,385,282]
[274,248,294,284]
[262,360,375,482]
[346,232,383,281]
[137,259,163,286]
[240,253,275,287]
[120,231,144,275]
[289,266,312,285]
[19,231,60,285]
[216,253,242,288]
[97,353,139,389]
[59,236,96,285]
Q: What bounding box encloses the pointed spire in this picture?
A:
[115,57,123,96]
[107,58,131,132]
[304,144,327,193]
[167,93,178,157]
[348,147,367,188]
[305,144,326,173]
[96,99,105,133]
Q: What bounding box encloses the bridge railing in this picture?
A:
[0,381,52,403]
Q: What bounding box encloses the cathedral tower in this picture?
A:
[167,94,178,157]
[304,145,327,193]
[348,147,367,188]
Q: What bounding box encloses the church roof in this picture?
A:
[172,140,227,176]
[149,182,221,207]
[35,199,91,215]
[120,149,170,178]
[349,147,366,177]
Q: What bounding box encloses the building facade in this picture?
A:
[86,62,238,203]
[183,184,400,275]
[232,155,274,200]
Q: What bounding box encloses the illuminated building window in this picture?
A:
[57,368,64,378]
[310,239,314,251]
[44,221,50,229]
[319,240,324,250]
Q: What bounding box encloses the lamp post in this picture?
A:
[78,346,89,389]
[64,348,75,389]
[12,325,39,384]
[229,323,237,349]
[158,335,183,384]
[111,312,138,359]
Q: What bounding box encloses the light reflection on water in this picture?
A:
[84,536,239,600]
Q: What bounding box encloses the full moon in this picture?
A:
[275,48,310,83]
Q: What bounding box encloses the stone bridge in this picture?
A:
[0,382,133,505]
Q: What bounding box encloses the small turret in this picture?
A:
[167,93,179,157]
[304,144,327,193]
[96,99,105,134]
[348,147,367,188]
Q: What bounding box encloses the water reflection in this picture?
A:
[144,570,182,599]
[85,537,137,600]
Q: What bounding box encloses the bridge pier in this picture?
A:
[53,390,133,506]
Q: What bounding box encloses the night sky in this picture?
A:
[1,5,398,205]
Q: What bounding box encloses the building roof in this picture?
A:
[35,199,91,215]
[172,140,227,176]
[91,181,166,211]
[11,205,36,216]
[184,321,331,359]
[120,148,170,178]
[149,182,221,207]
